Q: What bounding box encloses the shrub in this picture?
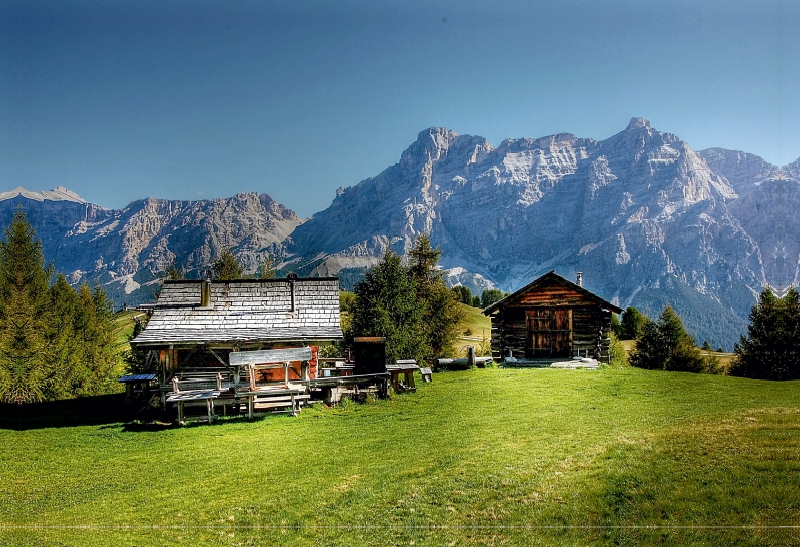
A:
[608,333,628,367]
[630,306,703,373]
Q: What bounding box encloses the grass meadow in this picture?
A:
[2,365,798,546]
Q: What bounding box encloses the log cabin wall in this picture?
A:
[490,305,613,360]
[487,273,618,361]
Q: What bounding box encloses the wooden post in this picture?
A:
[467,346,476,368]
[284,361,290,387]
[172,376,179,393]
[216,372,222,390]
[249,364,256,391]
[177,401,184,425]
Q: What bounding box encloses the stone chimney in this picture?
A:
[201,270,212,307]
[576,272,583,287]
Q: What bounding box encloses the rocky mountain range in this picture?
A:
[0,187,301,304]
[2,118,797,349]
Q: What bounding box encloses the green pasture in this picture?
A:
[2,366,798,546]
[455,303,492,355]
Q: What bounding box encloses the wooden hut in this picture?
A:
[482,271,622,362]
[130,275,343,414]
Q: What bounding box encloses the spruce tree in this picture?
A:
[0,210,122,402]
[480,289,505,309]
[211,248,244,280]
[732,287,799,381]
[348,250,426,363]
[658,306,703,372]
[620,306,647,340]
[629,305,702,372]
[785,287,800,379]
[0,209,55,403]
[408,234,464,358]
[46,274,83,399]
[629,318,662,370]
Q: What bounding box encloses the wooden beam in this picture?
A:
[229,347,313,367]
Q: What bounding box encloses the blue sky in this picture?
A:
[1,0,798,217]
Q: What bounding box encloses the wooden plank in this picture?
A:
[229,346,313,367]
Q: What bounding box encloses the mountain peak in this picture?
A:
[0,186,86,204]
[626,117,652,130]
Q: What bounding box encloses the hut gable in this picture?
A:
[132,277,343,346]
[484,271,622,315]
[483,271,621,361]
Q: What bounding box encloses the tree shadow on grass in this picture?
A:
[1,394,146,431]
[0,394,273,431]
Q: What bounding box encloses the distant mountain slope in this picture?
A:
[289,119,800,349]
[0,191,303,305]
[3,119,797,349]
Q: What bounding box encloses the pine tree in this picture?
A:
[0,209,55,403]
[347,250,426,363]
[211,248,244,280]
[620,306,647,340]
[408,234,464,358]
[731,287,800,381]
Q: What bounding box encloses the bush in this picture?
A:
[608,333,628,367]
[630,306,703,373]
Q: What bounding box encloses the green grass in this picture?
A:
[3,368,798,546]
[111,310,143,350]
[455,303,492,355]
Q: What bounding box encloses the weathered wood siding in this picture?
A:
[516,285,597,307]
[491,305,612,360]
[489,278,614,361]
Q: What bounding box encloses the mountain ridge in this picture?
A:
[3,118,798,349]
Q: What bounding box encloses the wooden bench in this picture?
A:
[419,367,432,383]
[236,387,305,418]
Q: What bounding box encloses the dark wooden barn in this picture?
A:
[483,271,622,362]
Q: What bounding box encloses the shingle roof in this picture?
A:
[131,278,343,346]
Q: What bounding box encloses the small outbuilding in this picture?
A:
[482,271,622,362]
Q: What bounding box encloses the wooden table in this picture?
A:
[165,390,221,424]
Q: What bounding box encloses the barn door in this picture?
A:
[525,309,572,358]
